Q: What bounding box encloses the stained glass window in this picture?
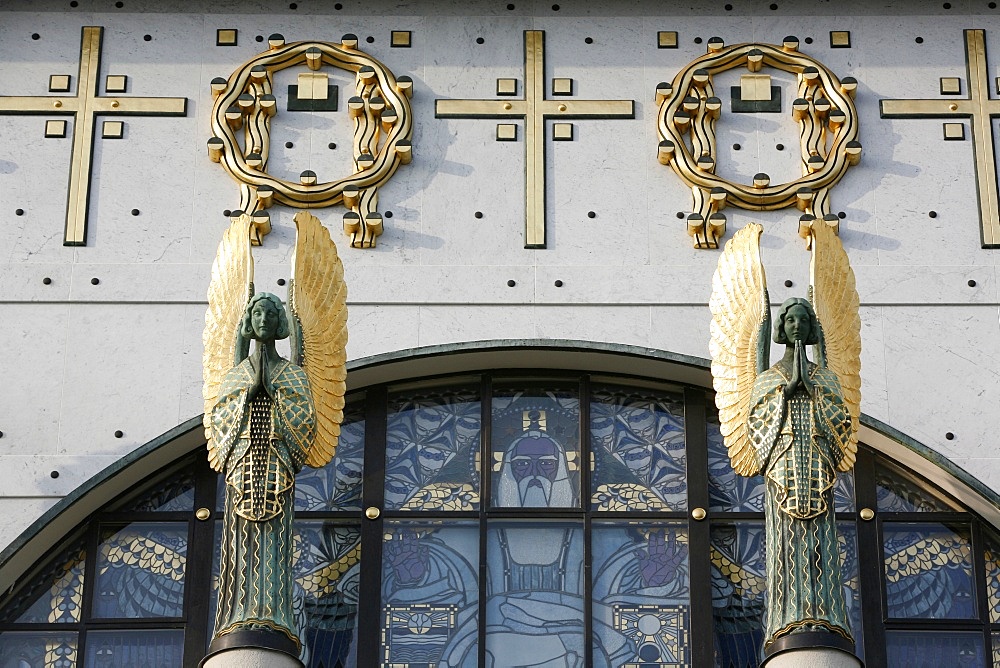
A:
[885,631,984,667]
[93,523,187,619]
[296,402,365,512]
[84,629,184,667]
[0,631,77,667]
[883,522,975,619]
[876,461,959,512]
[2,540,85,625]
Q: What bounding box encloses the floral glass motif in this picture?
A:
[591,386,687,511]
[296,402,366,512]
[294,522,361,668]
[381,522,479,666]
[883,522,975,619]
[876,459,958,512]
[385,387,481,511]
[0,631,77,668]
[485,521,586,665]
[592,523,691,666]
[492,386,580,509]
[885,630,985,667]
[93,522,187,619]
[1,539,85,625]
[85,629,184,667]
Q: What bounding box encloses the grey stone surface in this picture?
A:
[763,647,863,668]
[203,648,303,668]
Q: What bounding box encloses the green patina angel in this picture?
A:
[710,222,862,651]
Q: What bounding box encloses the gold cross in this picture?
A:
[435,30,634,248]
[881,30,1000,247]
[0,26,187,246]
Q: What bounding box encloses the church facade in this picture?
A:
[2,0,999,666]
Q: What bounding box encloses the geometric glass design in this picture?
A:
[93,523,187,618]
[593,522,691,666]
[84,629,184,666]
[591,385,687,511]
[491,385,581,509]
[876,459,959,512]
[385,386,481,511]
[381,521,478,666]
[984,531,1000,625]
[122,467,195,512]
[710,523,767,668]
[883,522,975,619]
[4,540,85,624]
[0,631,77,667]
[296,402,365,511]
[885,630,984,666]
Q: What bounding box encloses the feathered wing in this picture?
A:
[810,221,862,471]
[203,215,255,472]
[291,211,349,468]
[709,223,769,476]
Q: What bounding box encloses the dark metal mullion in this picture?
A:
[971,519,991,660]
[853,447,886,667]
[182,458,218,667]
[478,373,492,668]
[581,375,593,667]
[357,386,388,667]
[78,519,100,664]
[684,388,713,667]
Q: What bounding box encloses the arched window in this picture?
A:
[0,367,996,668]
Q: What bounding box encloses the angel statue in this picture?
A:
[203,211,347,658]
[709,221,861,656]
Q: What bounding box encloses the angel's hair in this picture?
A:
[242,292,290,340]
[773,297,820,345]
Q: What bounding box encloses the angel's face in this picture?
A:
[782,304,812,343]
[251,300,280,340]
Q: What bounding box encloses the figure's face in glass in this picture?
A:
[510,438,560,483]
[251,300,279,340]
[417,446,448,478]
[783,304,812,343]
[620,444,653,478]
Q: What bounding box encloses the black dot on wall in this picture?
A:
[587,211,596,219]
[115,1,123,7]
[366,36,374,43]
[725,3,733,10]
[223,209,232,217]
[928,211,938,218]
[676,212,685,219]
[769,2,778,9]
[694,37,703,44]
[131,208,140,216]
[0,431,3,438]
[507,279,516,287]
[476,37,485,44]
[507,3,515,9]
[946,432,955,440]
[804,37,813,44]
[277,278,287,286]
[943,2,951,8]
[328,142,337,149]
[552,3,560,10]
[915,36,924,43]
[289,2,298,9]
[784,279,793,287]
[285,141,293,148]
[70,1,78,6]
[335,2,343,8]
[385,211,394,218]
[15,209,24,216]
[143,34,151,41]
[838,211,846,219]
[31,33,40,40]
[50,471,59,479]
[585,37,593,44]
[256,35,264,42]
[554,280,564,287]
[991,2,998,9]
[969,279,977,287]
[114,430,124,438]
[776,143,785,151]
[43,277,52,285]
[733,143,741,150]
[474,211,484,219]
[91,277,100,285]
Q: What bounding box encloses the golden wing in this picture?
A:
[291,211,349,469]
[810,221,862,471]
[709,222,769,477]
[203,215,254,471]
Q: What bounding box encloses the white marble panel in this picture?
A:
[0,264,73,301]
[881,305,1000,460]
[650,305,713,360]
[858,305,890,423]
[346,304,421,361]
[0,498,60,555]
[56,303,190,456]
[417,304,537,346]
[534,305,651,347]
[65,263,210,302]
[177,303,210,423]
[345,264,537,303]
[0,456,119,498]
[3,304,72,455]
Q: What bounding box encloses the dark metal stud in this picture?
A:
[676,212,685,219]
[366,36,374,43]
[838,211,846,219]
[114,430,123,438]
[50,470,59,478]
[694,37,703,44]
[784,279,793,287]
[15,209,24,216]
[31,33,40,40]
[385,211,394,218]
[285,141,293,148]
[733,143,741,150]
[915,37,924,44]
[143,34,151,41]
[43,277,52,285]
[588,211,596,219]
[507,3,515,8]
[507,279,516,287]
[335,2,343,8]
[945,432,955,440]
[90,277,100,285]
[223,209,232,217]
[476,37,485,44]
[552,3,560,9]
[929,211,938,218]
[256,35,264,42]
[131,208,140,216]
[805,37,813,44]
[968,279,977,287]
[585,37,593,44]
[277,278,287,286]
[328,142,337,149]
[554,280,563,287]
[776,143,785,151]
[475,211,484,219]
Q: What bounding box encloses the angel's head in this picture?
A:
[774,297,819,346]
[242,292,290,342]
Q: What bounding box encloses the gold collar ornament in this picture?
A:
[208,34,413,248]
[657,37,861,249]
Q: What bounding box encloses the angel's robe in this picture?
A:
[748,360,854,648]
[210,348,315,647]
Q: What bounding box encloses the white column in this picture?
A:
[762,647,863,668]
[202,647,304,668]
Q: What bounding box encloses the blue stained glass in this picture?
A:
[876,460,958,512]
[884,522,975,619]
[385,388,481,511]
[85,629,183,667]
[491,387,581,509]
[711,523,766,668]
[591,386,687,511]
[381,522,478,667]
[593,523,691,666]
[0,631,77,668]
[886,631,984,667]
[485,521,585,666]
[4,539,86,624]
[707,409,764,513]
[296,403,365,512]
[93,523,187,619]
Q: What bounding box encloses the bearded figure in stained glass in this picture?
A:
[203,212,348,655]
[709,222,861,653]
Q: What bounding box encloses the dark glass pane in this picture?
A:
[985,531,1000,624]
[93,523,187,619]
[296,402,366,511]
[838,523,864,660]
[883,522,975,619]
[833,471,856,512]
[1,539,85,624]
[886,631,984,667]
[707,407,763,513]
[385,387,481,511]
[592,522,691,666]
[121,467,195,512]
[992,632,1000,668]
[591,386,686,511]
[876,459,960,512]
[381,522,478,666]
[711,523,766,667]
[491,385,580,509]
[0,631,77,667]
[84,629,183,667]
[295,522,361,668]
[485,521,585,664]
